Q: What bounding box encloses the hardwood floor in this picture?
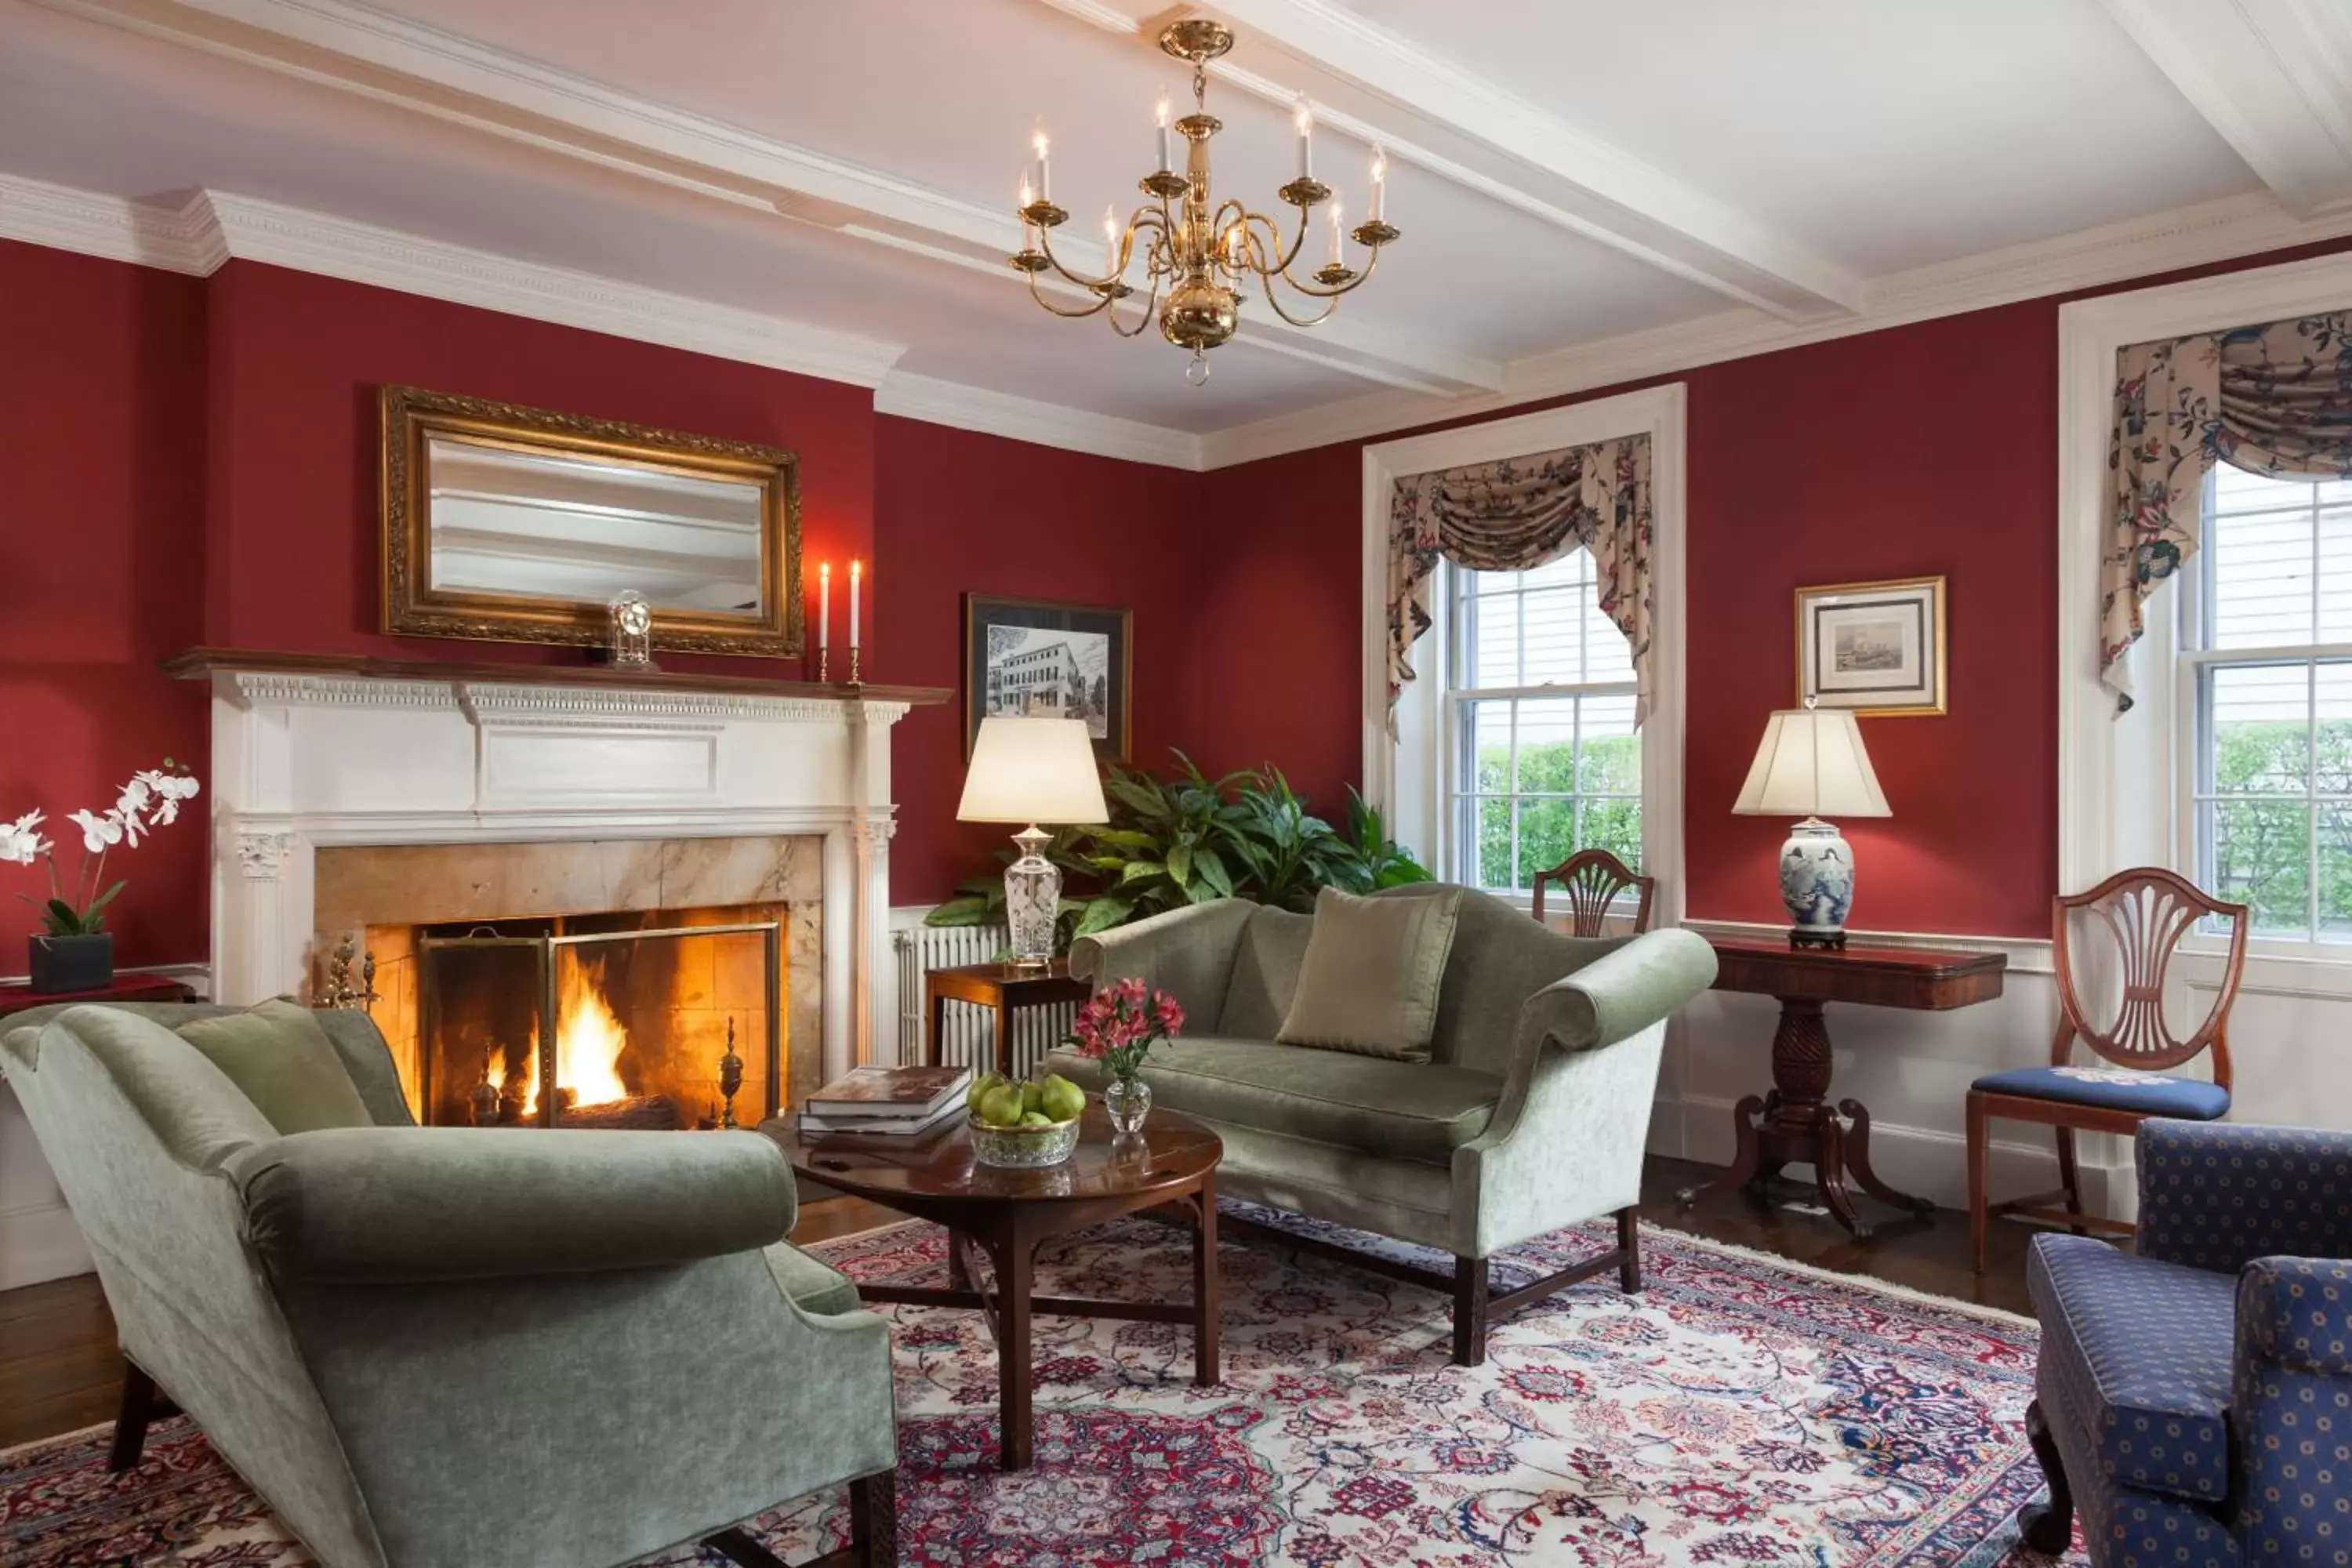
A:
[0,1159,2044,1454]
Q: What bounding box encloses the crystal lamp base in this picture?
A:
[1004,824,1061,971]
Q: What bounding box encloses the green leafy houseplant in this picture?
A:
[926,750,1430,950]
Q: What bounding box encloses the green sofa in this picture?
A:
[1046,884,1717,1365]
[0,1001,897,1568]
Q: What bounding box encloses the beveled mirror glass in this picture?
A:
[382,387,802,656]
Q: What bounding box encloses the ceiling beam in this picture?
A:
[34,0,1497,394]
[1038,0,1860,321]
[2103,0,2352,217]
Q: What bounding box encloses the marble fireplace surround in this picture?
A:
[316,835,825,1116]
[183,650,948,1088]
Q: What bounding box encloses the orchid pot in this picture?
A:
[28,932,114,995]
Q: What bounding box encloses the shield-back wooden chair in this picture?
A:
[1530,848,1656,936]
[1966,866,2249,1272]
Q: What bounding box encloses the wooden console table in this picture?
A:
[924,960,1090,1078]
[1678,938,2007,1239]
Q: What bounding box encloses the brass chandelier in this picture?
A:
[1011,19,1399,387]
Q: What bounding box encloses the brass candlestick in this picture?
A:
[848,644,862,686]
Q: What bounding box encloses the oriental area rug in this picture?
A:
[2,1208,2083,1566]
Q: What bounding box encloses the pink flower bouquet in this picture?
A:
[1066,975,1185,1092]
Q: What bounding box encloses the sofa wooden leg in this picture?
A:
[107,1362,158,1474]
[2017,1399,2074,1555]
[1616,1207,1642,1293]
[849,1468,896,1568]
[1452,1256,1490,1367]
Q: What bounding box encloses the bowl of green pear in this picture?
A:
[965,1070,1087,1168]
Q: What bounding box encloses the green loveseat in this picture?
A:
[1,1001,897,1568]
[1045,884,1716,1364]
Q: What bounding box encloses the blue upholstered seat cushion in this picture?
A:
[2029,1232,2240,1504]
[1973,1063,2229,1120]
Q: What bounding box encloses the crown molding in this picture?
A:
[0,172,223,273]
[1199,188,2352,469]
[873,372,1204,470]
[190,189,908,387]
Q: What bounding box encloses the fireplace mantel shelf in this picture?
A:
[164,647,952,707]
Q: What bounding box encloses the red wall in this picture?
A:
[201,262,877,665]
[0,243,1208,964]
[1191,241,2352,938]
[873,417,1207,899]
[1194,312,2065,936]
[0,243,211,968]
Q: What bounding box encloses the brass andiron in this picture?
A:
[717,1018,745,1131]
[321,935,380,1012]
[470,1072,500,1129]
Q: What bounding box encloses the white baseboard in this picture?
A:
[1646,1091,2135,1222]
[0,1200,93,1290]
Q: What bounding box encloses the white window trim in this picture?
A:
[2057,249,2352,980]
[1361,385,1687,922]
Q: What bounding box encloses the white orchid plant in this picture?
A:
[3,760,201,939]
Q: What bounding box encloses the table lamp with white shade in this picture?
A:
[1731,699,1891,949]
[956,716,1110,970]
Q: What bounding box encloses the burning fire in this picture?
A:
[493,956,633,1116]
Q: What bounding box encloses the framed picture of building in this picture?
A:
[962,594,1133,760]
[1794,575,1947,717]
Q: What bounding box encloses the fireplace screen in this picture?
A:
[416,916,781,1131]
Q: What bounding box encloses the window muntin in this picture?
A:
[1446,550,1640,894]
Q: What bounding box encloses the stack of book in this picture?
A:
[793,1063,973,1138]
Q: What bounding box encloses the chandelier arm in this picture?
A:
[1255,283,1345,330]
[1245,205,1313,279]
[1104,274,1163,338]
[1273,240,1388,301]
[1025,267,1116,320]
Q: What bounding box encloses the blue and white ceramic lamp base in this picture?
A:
[1778,817,1857,949]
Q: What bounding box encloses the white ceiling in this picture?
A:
[3,0,2351,466]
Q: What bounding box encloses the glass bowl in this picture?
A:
[968,1111,1081,1168]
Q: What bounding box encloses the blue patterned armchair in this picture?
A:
[2022,1119,2352,1566]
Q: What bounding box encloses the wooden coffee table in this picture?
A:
[760,1100,1223,1471]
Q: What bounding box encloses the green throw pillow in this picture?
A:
[1276,885,1465,1062]
[175,997,376,1134]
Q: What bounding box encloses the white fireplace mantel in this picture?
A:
[197,656,940,1083]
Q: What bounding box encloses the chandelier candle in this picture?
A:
[1009,19,1399,385]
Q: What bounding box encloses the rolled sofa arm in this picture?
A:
[1068,898,1255,1025]
[227,1126,797,1285]
[1515,927,1718,1054]
[2238,1256,2352,1378]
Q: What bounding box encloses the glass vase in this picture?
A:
[1104,1073,1152,1135]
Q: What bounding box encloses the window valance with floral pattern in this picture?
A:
[1388,433,1653,731]
[2103,311,2352,710]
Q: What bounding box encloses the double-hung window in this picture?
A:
[1444,549,1641,895]
[2184,463,2352,944]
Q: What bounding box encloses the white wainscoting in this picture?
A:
[0,963,211,1290]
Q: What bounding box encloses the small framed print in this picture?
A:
[963,594,1133,761]
[1795,575,1946,716]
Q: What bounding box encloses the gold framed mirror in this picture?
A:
[380,386,803,656]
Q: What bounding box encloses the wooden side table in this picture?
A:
[0,973,196,1021]
[924,960,1089,1077]
[1678,938,2007,1239]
